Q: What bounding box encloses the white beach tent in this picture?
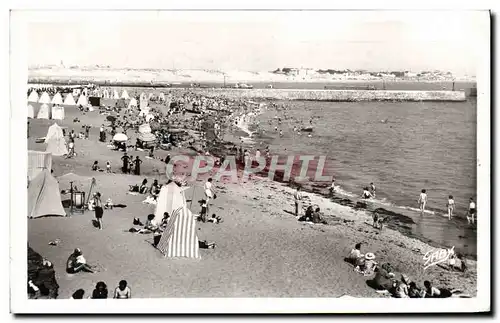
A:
[154,182,188,223]
[113,90,120,99]
[63,93,76,106]
[51,105,65,120]
[148,93,154,100]
[28,170,66,219]
[102,89,110,99]
[140,99,148,110]
[140,92,147,101]
[37,104,50,119]
[45,123,68,156]
[28,91,39,103]
[38,92,51,104]
[128,98,138,108]
[121,90,130,100]
[158,93,166,101]
[77,94,88,106]
[51,92,63,105]
[27,104,35,118]
[28,150,52,182]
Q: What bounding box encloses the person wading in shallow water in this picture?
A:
[134,156,143,175]
[121,152,130,174]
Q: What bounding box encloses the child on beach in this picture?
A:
[418,189,427,214]
[114,280,131,299]
[106,161,111,173]
[347,243,363,265]
[467,198,476,225]
[94,192,104,230]
[447,195,455,220]
[329,178,336,195]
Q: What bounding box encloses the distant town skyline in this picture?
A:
[24,10,487,76]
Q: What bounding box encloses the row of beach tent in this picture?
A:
[28,104,65,120]
[29,89,168,104]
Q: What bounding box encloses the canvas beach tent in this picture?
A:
[28,170,66,219]
[148,93,154,100]
[113,90,120,99]
[28,150,52,182]
[158,93,166,101]
[140,98,148,110]
[63,93,76,106]
[37,104,51,119]
[51,92,63,105]
[102,89,110,99]
[77,94,88,106]
[51,105,65,120]
[38,92,51,104]
[28,91,39,103]
[128,98,138,108]
[140,92,147,101]
[28,104,35,118]
[154,182,188,224]
[154,182,199,259]
[45,123,68,156]
[121,90,130,100]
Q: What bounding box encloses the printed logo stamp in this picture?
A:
[423,246,455,270]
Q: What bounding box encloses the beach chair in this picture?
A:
[71,191,86,215]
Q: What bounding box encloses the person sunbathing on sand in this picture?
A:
[422,280,470,298]
[347,243,364,265]
[355,253,377,276]
[66,248,95,274]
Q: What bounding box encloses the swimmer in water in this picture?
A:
[362,187,373,199]
[447,195,455,220]
[418,189,427,215]
[370,182,376,197]
[307,134,312,138]
[467,197,476,225]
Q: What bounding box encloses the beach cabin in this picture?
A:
[27,104,35,118]
[51,92,63,105]
[38,92,51,104]
[121,90,130,100]
[28,91,39,103]
[51,105,65,120]
[63,94,76,106]
[37,104,51,119]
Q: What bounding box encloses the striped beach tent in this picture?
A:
[28,91,39,103]
[38,92,51,104]
[121,90,130,100]
[51,92,63,105]
[113,90,120,99]
[63,93,76,106]
[28,150,52,182]
[156,205,200,259]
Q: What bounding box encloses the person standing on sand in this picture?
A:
[329,178,336,195]
[204,178,216,215]
[446,195,455,220]
[294,186,303,217]
[121,152,130,174]
[418,189,428,214]
[94,192,104,230]
[134,156,143,175]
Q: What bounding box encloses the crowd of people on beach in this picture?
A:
[28,84,475,299]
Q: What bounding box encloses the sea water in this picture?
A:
[252,98,477,258]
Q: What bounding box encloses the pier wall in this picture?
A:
[188,89,467,102]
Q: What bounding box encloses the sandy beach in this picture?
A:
[26,89,477,299]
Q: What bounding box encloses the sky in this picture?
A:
[24,10,488,75]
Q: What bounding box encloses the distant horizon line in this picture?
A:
[28,64,475,77]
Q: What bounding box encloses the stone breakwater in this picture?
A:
[185,88,467,102]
